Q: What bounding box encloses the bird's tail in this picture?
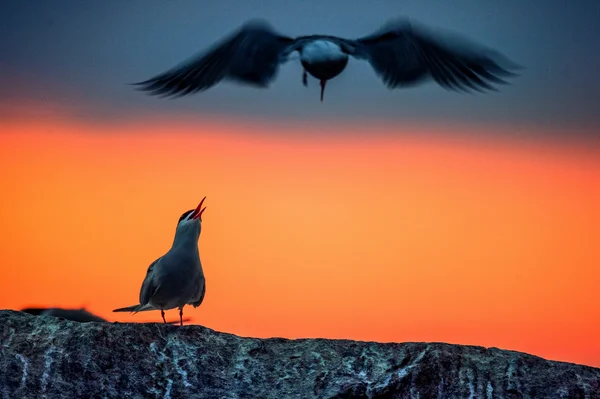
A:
[112,304,155,314]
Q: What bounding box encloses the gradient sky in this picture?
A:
[1,0,600,368]
[2,0,600,132]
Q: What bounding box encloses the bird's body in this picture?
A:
[299,39,348,75]
[113,198,207,326]
[132,17,520,102]
[141,249,205,312]
[298,39,349,100]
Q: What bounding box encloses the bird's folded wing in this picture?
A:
[139,258,160,306]
[353,18,519,92]
[191,279,206,308]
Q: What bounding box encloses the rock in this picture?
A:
[19,307,189,325]
[21,307,108,323]
[0,310,598,398]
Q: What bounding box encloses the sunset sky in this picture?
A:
[2,0,600,368]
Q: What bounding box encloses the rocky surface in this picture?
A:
[19,306,188,325]
[20,307,108,322]
[0,310,598,399]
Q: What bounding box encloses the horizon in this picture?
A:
[1,0,600,369]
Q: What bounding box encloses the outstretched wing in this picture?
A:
[351,18,519,92]
[132,20,296,97]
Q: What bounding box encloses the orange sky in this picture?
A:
[1,112,599,368]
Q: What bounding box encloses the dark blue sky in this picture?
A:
[2,0,600,135]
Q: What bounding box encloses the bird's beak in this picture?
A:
[191,196,207,220]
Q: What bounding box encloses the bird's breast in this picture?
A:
[300,40,349,81]
[300,40,347,64]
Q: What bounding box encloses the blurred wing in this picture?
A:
[133,20,296,97]
[353,18,519,92]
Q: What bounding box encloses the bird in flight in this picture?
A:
[113,197,207,326]
[132,17,519,102]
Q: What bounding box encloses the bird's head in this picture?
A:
[176,197,206,237]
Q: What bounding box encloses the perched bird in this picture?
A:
[132,17,519,102]
[113,197,207,326]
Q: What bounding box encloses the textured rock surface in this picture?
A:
[20,307,108,322]
[1,310,599,399]
[19,307,188,325]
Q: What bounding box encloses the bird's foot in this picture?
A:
[302,71,308,87]
[161,310,167,324]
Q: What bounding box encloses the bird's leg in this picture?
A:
[179,308,184,326]
[302,70,308,87]
[320,79,327,102]
[161,310,167,324]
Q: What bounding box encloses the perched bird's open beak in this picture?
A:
[191,197,207,220]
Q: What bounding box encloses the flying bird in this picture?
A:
[113,197,207,326]
[132,17,519,102]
